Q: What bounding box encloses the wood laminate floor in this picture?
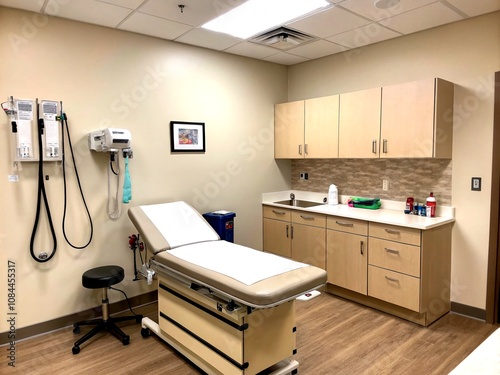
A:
[1,293,497,375]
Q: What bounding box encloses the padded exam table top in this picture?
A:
[128,202,327,308]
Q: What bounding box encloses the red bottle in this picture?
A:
[426,192,436,217]
[405,197,414,214]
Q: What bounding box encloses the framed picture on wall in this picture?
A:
[170,121,206,153]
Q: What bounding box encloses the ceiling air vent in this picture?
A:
[250,27,317,51]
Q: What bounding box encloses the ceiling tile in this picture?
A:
[327,22,401,48]
[379,2,464,34]
[287,39,347,59]
[0,0,42,12]
[447,0,500,17]
[138,0,247,27]
[119,12,192,40]
[263,52,309,66]
[339,0,437,21]
[224,41,278,59]
[97,0,144,10]
[174,28,241,51]
[287,6,371,38]
[45,0,132,28]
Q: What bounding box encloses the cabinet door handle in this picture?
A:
[300,215,315,220]
[286,224,289,238]
[298,144,302,155]
[291,225,294,240]
[384,228,400,235]
[372,140,377,154]
[385,276,399,283]
[304,144,308,155]
[383,139,388,153]
[336,221,354,227]
[272,210,286,215]
[360,240,364,255]
[385,248,400,255]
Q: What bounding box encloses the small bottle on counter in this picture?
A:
[404,197,414,214]
[426,192,437,218]
[420,205,427,217]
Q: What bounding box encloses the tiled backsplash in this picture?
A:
[291,159,452,206]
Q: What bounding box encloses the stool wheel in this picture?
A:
[141,328,151,338]
[122,335,130,345]
[73,324,80,334]
[72,345,80,355]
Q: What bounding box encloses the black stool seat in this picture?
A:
[82,265,124,289]
[72,265,142,355]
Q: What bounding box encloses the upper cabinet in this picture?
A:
[339,87,381,158]
[274,78,454,159]
[380,78,454,158]
[274,95,339,159]
[275,100,304,159]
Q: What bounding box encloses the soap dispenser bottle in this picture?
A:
[328,184,338,205]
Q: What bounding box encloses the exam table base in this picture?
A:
[142,275,299,375]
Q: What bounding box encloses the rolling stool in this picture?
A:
[72,265,142,354]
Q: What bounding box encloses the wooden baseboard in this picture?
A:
[0,290,157,346]
[451,301,487,321]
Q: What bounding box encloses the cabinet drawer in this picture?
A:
[327,216,368,235]
[263,205,291,221]
[369,238,421,277]
[368,266,420,312]
[369,222,420,246]
[292,211,326,228]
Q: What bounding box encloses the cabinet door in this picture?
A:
[291,224,326,269]
[263,218,291,258]
[327,230,367,295]
[380,78,436,158]
[304,95,339,158]
[339,87,381,158]
[275,101,304,159]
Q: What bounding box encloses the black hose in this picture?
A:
[61,112,93,249]
[30,117,57,263]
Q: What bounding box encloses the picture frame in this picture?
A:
[170,121,206,153]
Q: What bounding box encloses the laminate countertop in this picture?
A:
[263,190,455,230]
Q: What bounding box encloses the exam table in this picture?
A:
[128,201,327,375]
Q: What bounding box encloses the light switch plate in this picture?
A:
[471,177,481,191]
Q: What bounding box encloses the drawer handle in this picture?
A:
[384,248,400,255]
[336,221,354,227]
[300,215,315,220]
[385,276,399,283]
[385,228,400,235]
[272,210,286,215]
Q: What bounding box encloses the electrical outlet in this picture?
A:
[300,172,305,180]
[382,179,389,191]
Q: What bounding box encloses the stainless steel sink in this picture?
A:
[274,199,323,208]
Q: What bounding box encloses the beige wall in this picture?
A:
[0,7,290,331]
[288,11,500,310]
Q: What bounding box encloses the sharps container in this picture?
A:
[202,211,236,243]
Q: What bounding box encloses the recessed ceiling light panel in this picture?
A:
[202,0,331,39]
[374,0,400,9]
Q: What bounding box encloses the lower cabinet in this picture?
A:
[263,205,452,326]
[263,205,326,270]
[326,216,368,295]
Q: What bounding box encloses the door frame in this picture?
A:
[486,71,500,324]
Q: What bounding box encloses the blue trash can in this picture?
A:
[203,211,236,243]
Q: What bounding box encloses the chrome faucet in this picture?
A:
[290,193,295,201]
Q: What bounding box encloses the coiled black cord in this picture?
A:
[30,117,57,263]
[61,112,93,249]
